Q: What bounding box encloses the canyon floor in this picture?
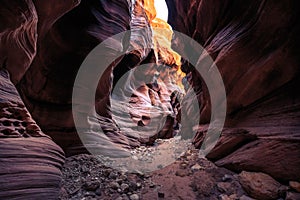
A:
[59,146,300,200]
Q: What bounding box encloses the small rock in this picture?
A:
[115,197,123,200]
[81,165,89,173]
[121,194,130,200]
[179,152,185,158]
[158,191,165,198]
[121,183,129,192]
[129,194,140,200]
[136,182,142,188]
[222,174,233,182]
[219,194,237,200]
[110,181,120,190]
[285,191,300,200]
[117,188,122,193]
[217,182,232,193]
[238,171,284,200]
[218,194,231,200]
[69,186,80,195]
[95,188,102,196]
[120,174,127,180]
[149,181,156,188]
[103,169,112,177]
[132,156,138,160]
[180,163,188,169]
[83,180,100,191]
[84,191,96,197]
[116,178,123,184]
[289,181,300,192]
[239,195,255,200]
[191,164,202,170]
[175,169,189,177]
[129,182,138,191]
[109,172,118,179]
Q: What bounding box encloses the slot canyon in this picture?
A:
[0,0,299,199]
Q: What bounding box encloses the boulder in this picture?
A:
[238,171,286,200]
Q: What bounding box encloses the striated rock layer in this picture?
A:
[11,0,183,156]
[18,0,132,155]
[166,0,300,182]
[0,0,37,84]
[0,69,64,199]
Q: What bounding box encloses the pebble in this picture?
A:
[129,182,138,191]
[110,181,120,190]
[84,191,96,197]
[149,181,156,188]
[157,164,163,169]
[158,191,165,198]
[120,174,127,180]
[175,169,189,177]
[136,182,142,188]
[121,183,129,192]
[129,194,140,200]
[222,174,233,182]
[81,165,89,173]
[109,172,118,179]
[116,178,123,184]
[239,195,255,200]
[219,194,237,200]
[95,188,102,196]
[217,182,231,193]
[180,163,188,169]
[286,191,300,200]
[83,180,100,191]
[289,181,300,192]
[191,163,202,170]
[121,194,130,200]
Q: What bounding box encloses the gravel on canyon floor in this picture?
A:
[60,147,300,200]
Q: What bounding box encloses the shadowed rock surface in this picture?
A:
[18,0,132,155]
[0,0,37,84]
[166,0,300,182]
[0,69,64,199]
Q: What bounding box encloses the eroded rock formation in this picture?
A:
[166,0,300,182]
[0,69,64,199]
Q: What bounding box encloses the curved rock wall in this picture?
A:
[11,0,184,156]
[166,0,300,181]
[18,0,132,155]
[0,69,64,199]
[0,0,37,84]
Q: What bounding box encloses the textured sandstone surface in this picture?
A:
[0,69,64,199]
[166,0,300,182]
[0,0,37,84]
[18,0,132,155]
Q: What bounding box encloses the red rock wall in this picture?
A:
[0,69,64,199]
[18,0,132,155]
[166,0,300,181]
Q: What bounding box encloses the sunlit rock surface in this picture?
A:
[0,69,64,199]
[166,0,300,181]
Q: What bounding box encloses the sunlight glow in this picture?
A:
[154,0,169,21]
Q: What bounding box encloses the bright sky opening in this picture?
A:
[154,0,169,21]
